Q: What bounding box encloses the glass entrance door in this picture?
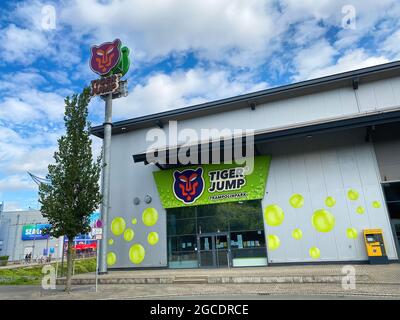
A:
[198,233,230,268]
[215,234,229,267]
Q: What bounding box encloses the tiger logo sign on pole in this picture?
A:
[89,40,131,273]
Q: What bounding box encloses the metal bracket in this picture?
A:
[156,120,164,128]
[249,101,256,110]
[352,77,359,90]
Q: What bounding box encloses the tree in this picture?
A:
[39,87,102,293]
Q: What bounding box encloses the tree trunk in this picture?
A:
[65,238,74,293]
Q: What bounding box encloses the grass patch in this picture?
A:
[0,257,97,285]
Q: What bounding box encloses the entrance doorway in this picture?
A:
[382,181,400,260]
[198,233,230,268]
[167,200,267,269]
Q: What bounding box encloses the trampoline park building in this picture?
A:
[91,61,400,269]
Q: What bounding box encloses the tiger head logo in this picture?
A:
[173,168,204,204]
[90,39,121,76]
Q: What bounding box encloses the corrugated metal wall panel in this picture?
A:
[260,129,398,263]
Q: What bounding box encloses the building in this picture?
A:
[0,209,63,262]
[0,209,101,262]
[91,61,400,269]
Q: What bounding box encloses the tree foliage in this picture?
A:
[39,87,102,291]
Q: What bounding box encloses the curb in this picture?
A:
[56,274,370,285]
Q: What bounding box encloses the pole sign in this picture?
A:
[89,38,130,97]
[91,228,103,240]
[153,156,271,208]
[91,74,120,97]
[89,40,130,274]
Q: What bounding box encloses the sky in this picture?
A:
[0,0,399,211]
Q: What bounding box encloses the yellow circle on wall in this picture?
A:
[356,206,365,214]
[372,201,381,208]
[292,228,303,240]
[142,208,158,227]
[111,217,126,236]
[107,252,117,266]
[289,194,304,208]
[129,244,145,264]
[325,196,336,208]
[309,247,321,259]
[123,228,135,242]
[132,218,137,225]
[346,228,358,239]
[147,232,159,246]
[347,189,359,201]
[311,209,336,233]
[264,205,285,227]
[267,234,281,250]
[108,239,114,245]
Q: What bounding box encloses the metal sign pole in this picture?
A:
[95,239,99,292]
[99,92,113,274]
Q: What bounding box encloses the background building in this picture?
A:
[0,209,63,262]
[93,61,400,269]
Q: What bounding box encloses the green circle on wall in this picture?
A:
[372,201,381,208]
[111,217,126,236]
[147,232,159,245]
[346,228,358,239]
[311,209,336,233]
[267,234,281,250]
[356,206,365,214]
[129,244,145,264]
[264,205,284,227]
[107,252,117,266]
[142,208,158,227]
[123,228,135,242]
[289,194,304,208]
[309,247,321,259]
[292,228,303,240]
[325,196,336,208]
[347,189,359,201]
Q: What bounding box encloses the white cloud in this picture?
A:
[382,30,400,59]
[292,40,338,81]
[0,24,48,64]
[111,68,268,119]
[0,175,37,192]
[0,90,65,124]
[294,48,389,81]
[61,0,280,68]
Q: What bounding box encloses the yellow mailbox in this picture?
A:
[363,229,389,264]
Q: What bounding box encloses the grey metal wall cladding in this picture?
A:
[372,123,400,182]
[106,133,168,269]
[259,129,398,263]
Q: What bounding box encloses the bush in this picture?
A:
[0,256,9,266]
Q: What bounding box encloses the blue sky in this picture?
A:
[0,0,399,211]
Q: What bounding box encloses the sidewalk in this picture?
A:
[1,263,399,300]
[57,263,400,285]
